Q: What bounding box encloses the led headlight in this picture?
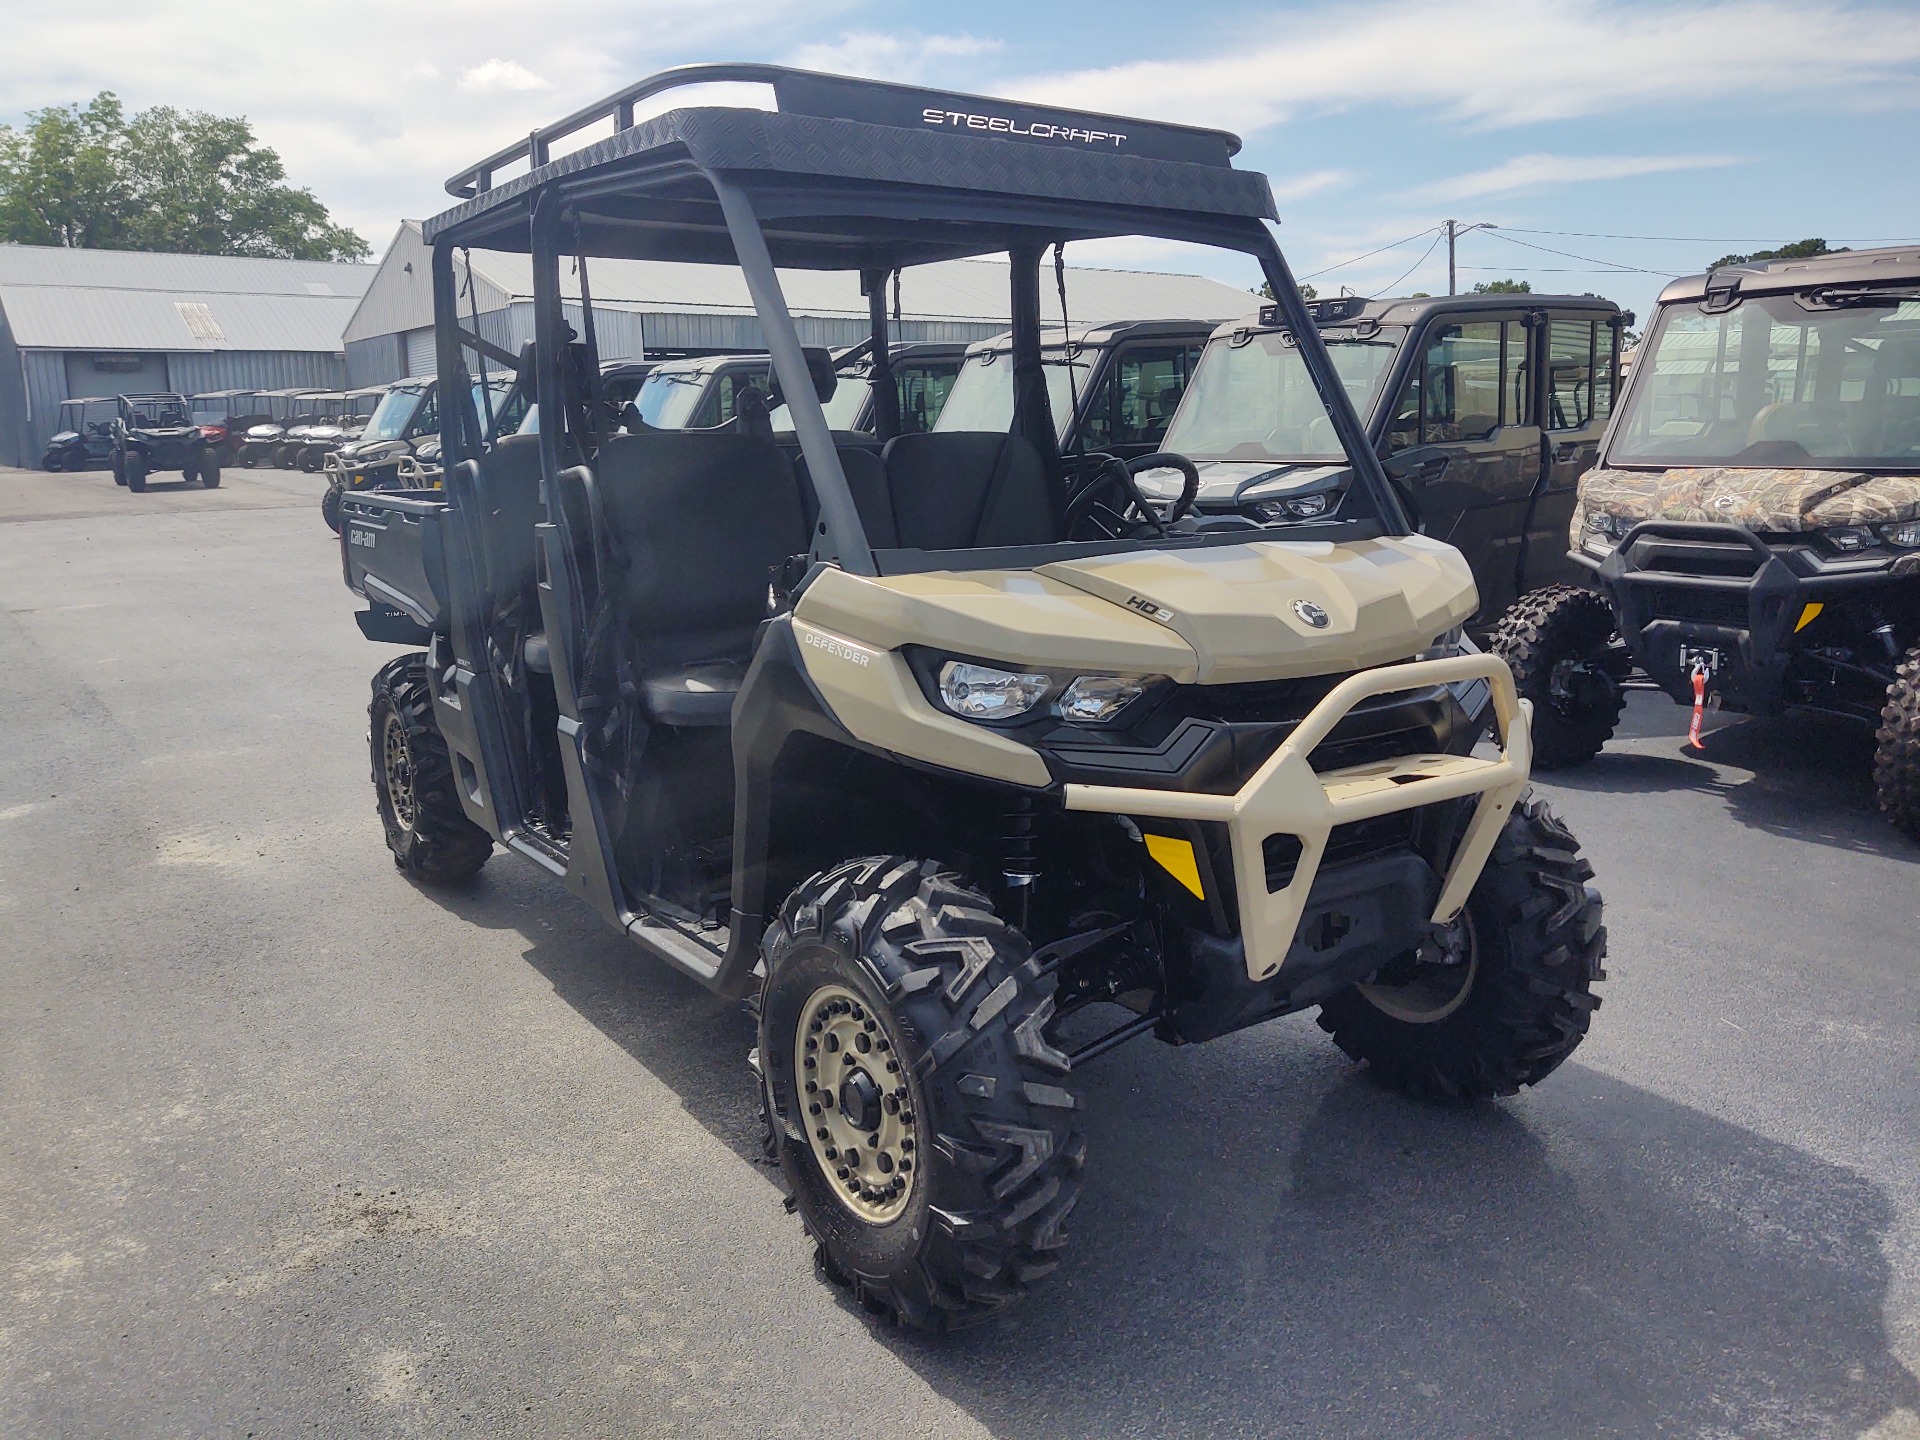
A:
[1824,524,1876,553]
[1881,519,1920,549]
[1058,674,1152,722]
[938,661,1050,720]
[1252,492,1332,523]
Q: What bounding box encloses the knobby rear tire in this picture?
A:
[757,857,1084,1331]
[369,653,493,884]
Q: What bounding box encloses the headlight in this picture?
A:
[1058,674,1151,722]
[1881,519,1920,549]
[1417,626,1472,662]
[939,661,1050,720]
[1252,492,1332,523]
[1823,524,1876,553]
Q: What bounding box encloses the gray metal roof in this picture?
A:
[343,220,1255,344]
[0,245,374,353]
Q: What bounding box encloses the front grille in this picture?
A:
[1626,535,1763,579]
[1307,720,1440,774]
[1645,584,1750,628]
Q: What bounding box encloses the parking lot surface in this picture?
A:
[2,463,1917,1439]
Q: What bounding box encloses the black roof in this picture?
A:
[963,317,1224,357]
[423,65,1277,268]
[1661,243,1920,304]
[1219,291,1621,340]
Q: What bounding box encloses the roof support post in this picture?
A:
[862,268,901,442]
[1008,241,1064,491]
[430,238,477,464]
[710,175,875,576]
[529,191,569,487]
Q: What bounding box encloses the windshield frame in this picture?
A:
[1160,326,1406,465]
[932,347,1099,444]
[1603,290,1920,474]
[360,386,426,444]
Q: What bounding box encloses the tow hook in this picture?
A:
[1682,646,1721,750]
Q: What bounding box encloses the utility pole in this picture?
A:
[1446,220,1494,295]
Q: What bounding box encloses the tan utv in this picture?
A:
[337,64,1609,1330]
[1492,246,1920,836]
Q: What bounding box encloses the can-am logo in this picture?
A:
[922,108,1127,149]
[348,528,376,549]
[1292,599,1330,629]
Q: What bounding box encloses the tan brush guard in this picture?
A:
[1063,652,1533,981]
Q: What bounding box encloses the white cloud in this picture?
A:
[1270,169,1353,204]
[1409,152,1740,202]
[1012,0,1920,135]
[0,0,840,251]
[786,31,1002,82]
[459,59,549,93]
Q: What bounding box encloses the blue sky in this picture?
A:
[5,0,1918,322]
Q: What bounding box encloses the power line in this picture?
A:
[1481,228,1668,276]
[1297,226,1439,282]
[1497,226,1920,245]
[1380,229,1447,295]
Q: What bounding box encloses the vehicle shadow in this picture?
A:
[1545,696,1914,860]
[422,873,1919,1440]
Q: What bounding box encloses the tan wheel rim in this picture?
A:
[1357,911,1478,1024]
[382,713,418,831]
[794,983,917,1224]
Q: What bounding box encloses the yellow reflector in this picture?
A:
[1143,833,1205,899]
[1795,601,1824,633]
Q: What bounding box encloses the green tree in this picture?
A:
[1708,237,1847,271]
[1255,280,1318,301]
[0,92,368,261]
[1471,278,1532,294]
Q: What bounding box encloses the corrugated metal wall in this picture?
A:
[6,349,345,462]
[345,335,405,389]
[20,351,68,464]
[166,350,342,396]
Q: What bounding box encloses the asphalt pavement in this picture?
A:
[2,462,1917,1439]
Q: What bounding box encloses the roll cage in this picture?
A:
[421,64,1409,579]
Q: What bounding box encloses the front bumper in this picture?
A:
[1062,653,1532,982]
[1575,521,1916,708]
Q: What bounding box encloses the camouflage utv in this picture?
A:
[1500,246,1920,835]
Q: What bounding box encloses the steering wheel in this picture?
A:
[1065,452,1200,540]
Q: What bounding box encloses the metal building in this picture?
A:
[0,245,375,466]
[342,220,1258,387]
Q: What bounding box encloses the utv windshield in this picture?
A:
[1611,292,1920,470]
[1162,332,1401,463]
[633,367,713,429]
[933,351,1094,442]
[361,387,425,443]
[771,374,867,433]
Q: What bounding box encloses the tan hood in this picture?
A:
[1577,464,1920,534]
[796,536,1476,685]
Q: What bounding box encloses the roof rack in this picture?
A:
[445,62,1243,200]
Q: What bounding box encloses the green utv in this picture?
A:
[338,65,1609,1329]
[1491,246,1920,833]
